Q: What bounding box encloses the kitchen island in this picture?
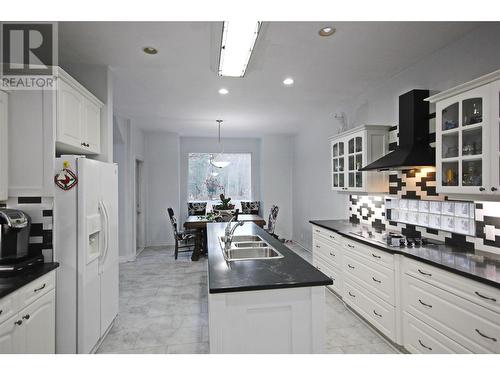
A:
[207,222,332,354]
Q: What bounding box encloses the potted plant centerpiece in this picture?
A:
[213,193,235,214]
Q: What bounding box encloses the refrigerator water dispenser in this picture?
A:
[86,214,102,263]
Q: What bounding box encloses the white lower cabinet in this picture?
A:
[403,312,471,354]
[402,258,500,354]
[0,315,22,353]
[343,278,396,340]
[311,225,500,354]
[209,286,326,353]
[0,271,56,354]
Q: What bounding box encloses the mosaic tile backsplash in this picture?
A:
[350,176,500,255]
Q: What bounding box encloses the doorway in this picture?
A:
[135,159,145,255]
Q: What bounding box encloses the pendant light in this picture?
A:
[210,120,231,168]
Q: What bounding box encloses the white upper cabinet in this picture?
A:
[82,99,101,154]
[57,79,83,148]
[56,70,102,155]
[330,124,391,193]
[429,70,500,195]
[0,91,8,201]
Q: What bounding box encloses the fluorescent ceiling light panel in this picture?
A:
[218,21,261,77]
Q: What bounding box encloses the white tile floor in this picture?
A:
[97,242,399,354]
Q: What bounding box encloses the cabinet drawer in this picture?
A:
[343,278,396,341]
[402,257,500,314]
[402,274,500,353]
[17,271,55,310]
[312,237,341,268]
[0,293,16,325]
[343,252,395,305]
[313,255,342,296]
[403,312,471,354]
[343,238,394,270]
[312,226,342,245]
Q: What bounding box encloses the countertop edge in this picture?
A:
[209,280,332,294]
[310,220,500,289]
[0,263,59,299]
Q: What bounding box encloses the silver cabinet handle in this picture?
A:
[347,244,355,248]
[348,291,356,298]
[22,314,30,320]
[475,291,497,302]
[14,320,22,326]
[418,269,432,277]
[329,252,335,257]
[419,299,432,308]
[34,283,46,292]
[373,310,382,318]
[372,277,381,283]
[315,229,320,233]
[315,245,320,248]
[475,329,497,342]
[371,253,381,259]
[329,235,335,239]
[418,339,432,351]
[348,264,355,269]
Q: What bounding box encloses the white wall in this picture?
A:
[260,135,293,240]
[113,116,145,262]
[145,131,180,246]
[291,22,500,251]
[179,137,261,226]
[292,120,349,250]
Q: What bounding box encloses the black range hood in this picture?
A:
[359,89,435,171]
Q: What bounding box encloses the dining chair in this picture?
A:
[265,205,279,238]
[241,201,260,214]
[167,207,199,260]
[187,202,207,216]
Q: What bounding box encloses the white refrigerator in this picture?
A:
[54,156,119,354]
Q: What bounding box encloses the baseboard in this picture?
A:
[292,240,312,253]
[136,246,145,256]
[119,254,136,263]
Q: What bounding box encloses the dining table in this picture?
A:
[184,214,267,260]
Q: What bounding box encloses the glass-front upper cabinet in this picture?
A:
[347,135,363,190]
[329,124,391,193]
[331,139,345,190]
[430,71,500,195]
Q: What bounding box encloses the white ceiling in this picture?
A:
[59,21,480,137]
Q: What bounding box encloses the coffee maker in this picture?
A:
[0,208,31,262]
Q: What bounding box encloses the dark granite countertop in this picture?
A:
[310,220,500,289]
[207,222,332,294]
[0,263,59,299]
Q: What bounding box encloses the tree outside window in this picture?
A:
[188,153,252,201]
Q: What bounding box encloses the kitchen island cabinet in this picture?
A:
[207,222,331,354]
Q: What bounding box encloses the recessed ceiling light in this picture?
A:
[283,77,294,86]
[318,27,336,37]
[218,88,229,95]
[143,46,158,55]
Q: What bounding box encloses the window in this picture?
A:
[188,153,252,201]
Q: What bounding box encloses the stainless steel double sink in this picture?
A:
[219,235,283,261]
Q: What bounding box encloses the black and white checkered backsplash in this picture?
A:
[0,197,53,262]
[350,170,500,255]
